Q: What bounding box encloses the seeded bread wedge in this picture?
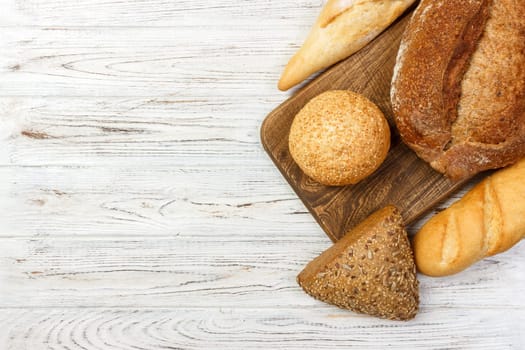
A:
[297,206,419,320]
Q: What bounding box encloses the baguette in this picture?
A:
[278,0,415,91]
[413,158,525,277]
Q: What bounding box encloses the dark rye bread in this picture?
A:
[391,0,525,181]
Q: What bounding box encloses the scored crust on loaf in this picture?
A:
[413,158,525,276]
[391,0,525,180]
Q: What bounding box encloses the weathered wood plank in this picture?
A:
[0,96,275,166]
[0,237,523,308]
[2,0,321,27]
[0,307,523,349]
[1,26,304,97]
[1,0,523,348]
[0,165,321,238]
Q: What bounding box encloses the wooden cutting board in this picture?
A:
[260,13,468,242]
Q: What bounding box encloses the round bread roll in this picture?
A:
[289,90,390,186]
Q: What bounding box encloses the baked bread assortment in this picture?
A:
[414,158,525,277]
[391,0,525,181]
[274,0,525,320]
[298,206,419,320]
[278,0,415,91]
[289,90,390,186]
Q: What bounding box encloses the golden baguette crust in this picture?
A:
[413,158,525,277]
[278,0,415,91]
[298,206,419,320]
[391,0,525,180]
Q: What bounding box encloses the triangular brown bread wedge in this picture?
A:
[297,206,419,320]
[278,0,415,91]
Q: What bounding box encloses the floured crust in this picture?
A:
[278,0,415,91]
[391,0,525,180]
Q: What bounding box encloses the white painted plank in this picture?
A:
[0,307,523,349]
[2,0,321,28]
[0,96,274,166]
[1,26,306,97]
[1,0,523,348]
[0,165,321,238]
[0,237,523,308]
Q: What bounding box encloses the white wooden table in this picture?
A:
[0,1,523,349]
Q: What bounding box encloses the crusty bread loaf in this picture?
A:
[289,90,390,186]
[413,158,525,277]
[391,0,525,181]
[278,0,415,91]
[298,206,419,320]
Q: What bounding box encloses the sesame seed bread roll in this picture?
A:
[289,90,390,186]
[414,158,525,277]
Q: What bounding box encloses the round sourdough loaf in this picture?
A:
[289,90,390,186]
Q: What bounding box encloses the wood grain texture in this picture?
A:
[261,13,469,242]
[0,237,522,308]
[1,0,321,27]
[1,308,523,350]
[0,97,271,166]
[0,0,523,348]
[0,165,320,238]
[0,26,299,97]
